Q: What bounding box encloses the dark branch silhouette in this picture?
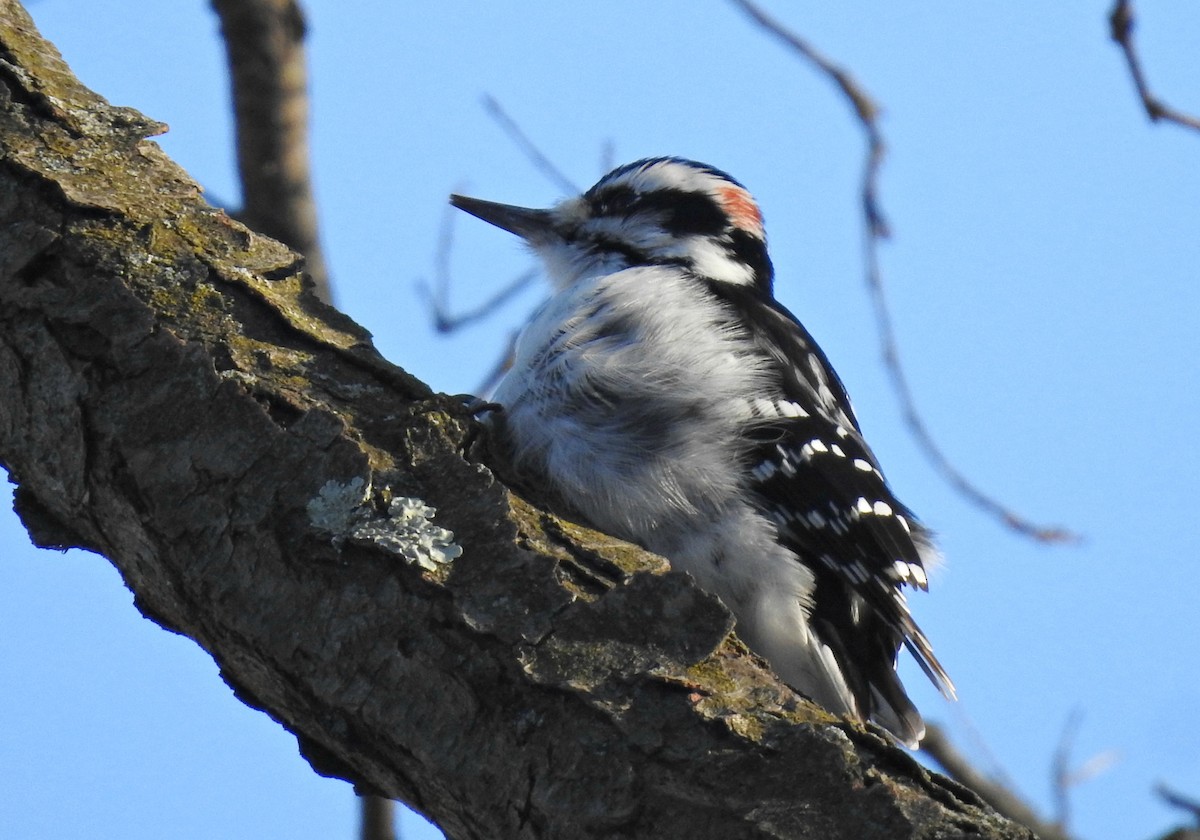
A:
[212,0,332,301]
[1109,1,1200,134]
[1157,783,1200,827]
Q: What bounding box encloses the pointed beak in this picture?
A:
[449,194,554,241]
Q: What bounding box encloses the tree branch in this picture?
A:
[211,0,332,300]
[0,4,1035,838]
[481,95,579,195]
[729,0,1077,544]
[922,724,1074,840]
[1108,1,1200,135]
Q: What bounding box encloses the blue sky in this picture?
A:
[3,3,1199,839]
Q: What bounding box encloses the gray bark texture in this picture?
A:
[0,4,1034,838]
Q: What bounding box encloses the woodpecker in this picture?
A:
[451,157,954,746]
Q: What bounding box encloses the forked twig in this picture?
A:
[730,0,1078,543]
[1109,1,1200,134]
[1050,711,1119,832]
[427,98,609,393]
[419,198,538,334]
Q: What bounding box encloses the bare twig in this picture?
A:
[727,0,888,237]
[599,139,617,175]
[420,197,528,394]
[1109,1,1200,134]
[432,100,614,391]
[472,329,522,396]
[863,243,1077,543]
[1158,783,1200,825]
[211,0,332,301]
[730,0,1078,543]
[1050,710,1119,831]
[923,724,1076,840]
[419,199,539,333]
[1050,710,1082,830]
[423,269,537,333]
[482,94,579,195]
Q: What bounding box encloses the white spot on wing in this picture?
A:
[911,565,928,587]
[751,459,778,481]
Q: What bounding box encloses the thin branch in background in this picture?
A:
[863,243,1077,543]
[727,0,888,237]
[427,98,605,392]
[598,139,617,175]
[423,268,538,334]
[211,0,332,302]
[361,795,396,840]
[946,704,1023,799]
[1051,710,1120,833]
[922,724,1076,840]
[1051,710,1083,830]
[1109,1,1200,134]
[473,328,522,397]
[418,198,539,333]
[730,0,1078,544]
[1157,783,1200,826]
[482,94,579,195]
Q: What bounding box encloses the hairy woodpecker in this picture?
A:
[451,157,954,746]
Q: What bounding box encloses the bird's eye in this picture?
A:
[592,186,636,217]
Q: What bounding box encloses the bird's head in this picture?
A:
[451,157,774,294]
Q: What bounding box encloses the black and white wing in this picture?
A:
[719,284,956,737]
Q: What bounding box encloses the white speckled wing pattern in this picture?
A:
[728,292,955,740]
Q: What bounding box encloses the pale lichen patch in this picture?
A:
[306,477,370,537]
[307,478,463,571]
[352,496,463,571]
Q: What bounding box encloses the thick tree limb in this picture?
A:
[0,5,1034,838]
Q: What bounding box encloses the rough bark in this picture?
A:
[0,4,1033,839]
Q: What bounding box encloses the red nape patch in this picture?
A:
[718,185,764,237]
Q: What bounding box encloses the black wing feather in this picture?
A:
[708,282,955,714]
